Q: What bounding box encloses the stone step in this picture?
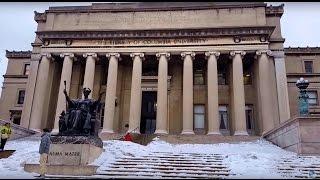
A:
[151,152,223,156]
[96,171,229,178]
[100,167,230,175]
[119,157,223,162]
[111,162,226,168]
[142,155,224,159]
[115,160,223,165]
[103,165,230,172]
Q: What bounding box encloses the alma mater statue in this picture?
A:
[58,87,104,136]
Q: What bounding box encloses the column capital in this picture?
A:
[256,50,272,57]
[60,53,74,59]
[83,53,98,59]
[130,53,145,61]
[205,51,220,59]
[181,52,195,60]
[229,51,246,57]
[106,53,121,61]
[40,53,52,59]
[271,50,285,59]
[156,52,170,60]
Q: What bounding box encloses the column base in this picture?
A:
[30,128,42,133]
[51,129,59,135]
[234,131,249,136]
[155,129,168,135]
[207,131,221,135]
[181,130,195,135]
[100,129,114,134]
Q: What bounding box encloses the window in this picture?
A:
[245,105,254,130]
[17,90,25,104]
[23,64,30,75]
[194,70,205,85]
[194,105,205,133]
[218,73,227,85]
[219,105,229,130]
[307,91,318,106]
[304,61,313,73]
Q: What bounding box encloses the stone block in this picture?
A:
[24,164,98,176]
[300,143,320,155]
[48,136,103,166]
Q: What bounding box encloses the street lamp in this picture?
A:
[296,77,310,116]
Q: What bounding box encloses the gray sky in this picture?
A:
[0,2,320,96]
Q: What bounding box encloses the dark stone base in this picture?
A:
[50,135,103,148]
[0,150,15,159]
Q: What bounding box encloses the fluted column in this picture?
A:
[230,51,248,136]
[256,50,274,132]
[155,52,170,134]
[102,53,121,134]
[29,53,52,131]
[181,52,195,135]
[128,53,144,133]
[205,51,221,135]
[273,51,290,123]
[52,53,74,133]
[82,53,97,99]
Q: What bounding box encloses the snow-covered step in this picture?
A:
[110,162,226,168]
[96,171,229,179]
[119,157,223,162]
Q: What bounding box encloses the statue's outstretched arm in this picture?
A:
[63,89,72,104]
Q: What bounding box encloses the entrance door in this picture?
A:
[140,91,157,134]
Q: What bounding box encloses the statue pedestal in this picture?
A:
[24,136,103,176]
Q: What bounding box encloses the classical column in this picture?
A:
[205,51,221,135]
[52,53,74,133]
[155,52,170,134]
[128,53,144,133]
[181,52,195,135]
[29,53,52,131]
[102,53,121,134]
[230,51,248,136]
[82,53,97,99]
[273,51,290,123]
[256,50,274,132]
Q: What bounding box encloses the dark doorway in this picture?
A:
[140,91,157,134]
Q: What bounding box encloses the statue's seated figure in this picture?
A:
[58,87,103,136]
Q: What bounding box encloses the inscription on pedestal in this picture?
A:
[48,144,83,165]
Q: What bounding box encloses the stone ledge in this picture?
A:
[24,164,98,176]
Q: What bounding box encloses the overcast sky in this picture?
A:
[0,2,320,96]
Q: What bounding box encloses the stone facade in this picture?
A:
[0,2,311,137]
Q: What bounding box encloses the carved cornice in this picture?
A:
[284,47,320,55]
[36,26,275,41]
[47,2,266,13]
[5,50,32,58]
[3,75,28,79]
[34,11,47,22]
[266,4,284,17]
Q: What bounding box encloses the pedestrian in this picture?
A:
[0,122,12,151]
[38,128,52,178]
[121,124,133,142]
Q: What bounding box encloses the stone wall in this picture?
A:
[263,116,320,155]
[0,119,37,140]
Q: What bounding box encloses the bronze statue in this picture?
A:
[58,87,104,136]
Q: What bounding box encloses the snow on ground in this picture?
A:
[0,136,319,179]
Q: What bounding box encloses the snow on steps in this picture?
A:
[95,151,232,179]
[277,155,320,178]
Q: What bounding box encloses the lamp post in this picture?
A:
[296,77,310,116]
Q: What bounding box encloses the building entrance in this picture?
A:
[140,91,157,134]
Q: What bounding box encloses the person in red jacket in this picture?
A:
[121,124,133,141]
